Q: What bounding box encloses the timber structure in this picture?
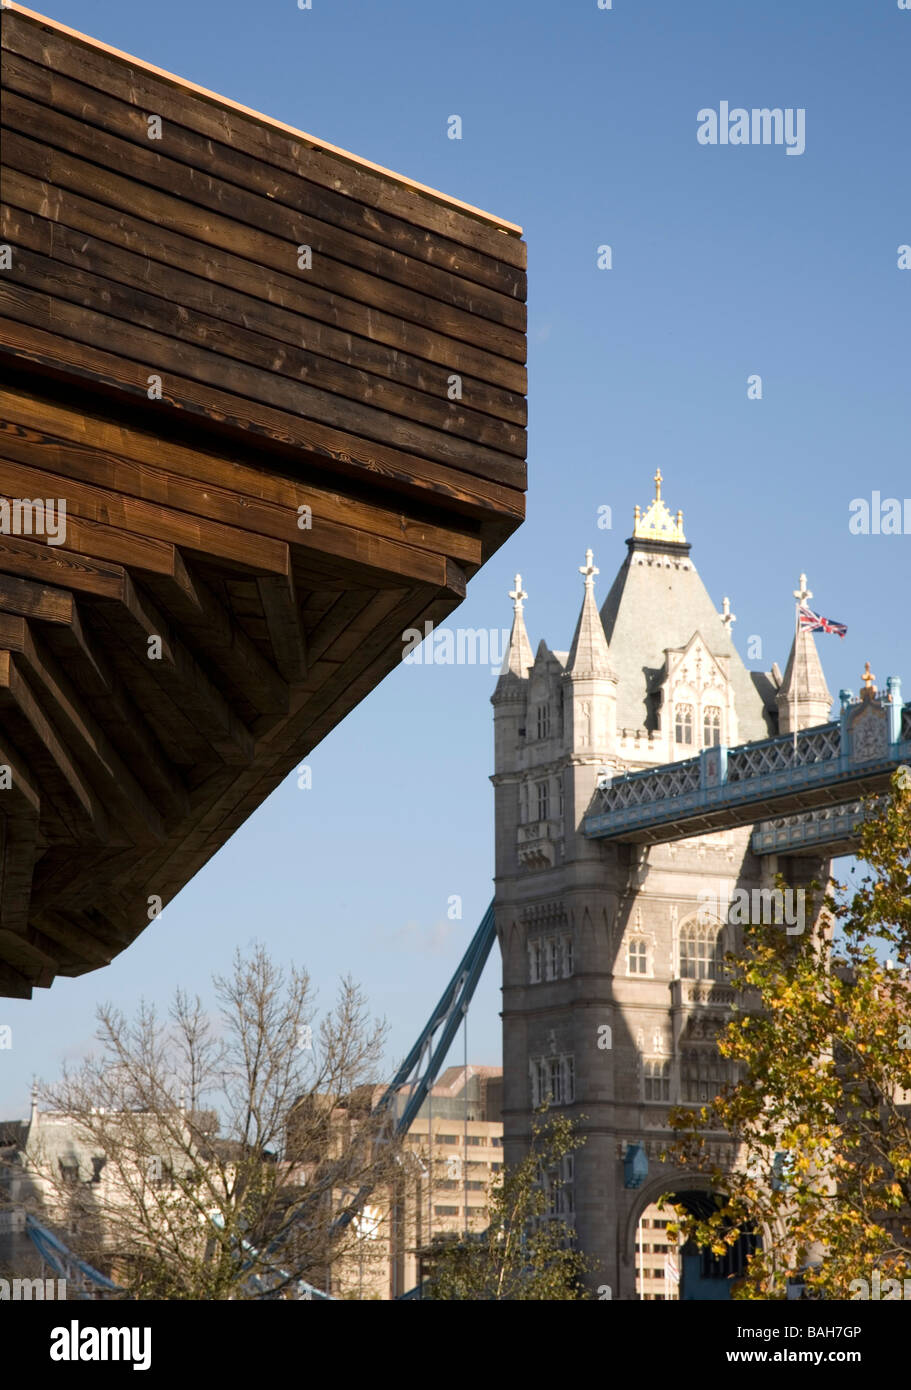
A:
[0,4,526,996]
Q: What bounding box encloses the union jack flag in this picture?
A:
[799,604,847,639]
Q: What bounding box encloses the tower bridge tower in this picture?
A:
[490,474,832,1300]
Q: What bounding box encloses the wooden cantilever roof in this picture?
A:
[0,4,526,996]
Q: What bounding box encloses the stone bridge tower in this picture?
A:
[491,473,832,1299]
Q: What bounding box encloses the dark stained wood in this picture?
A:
[0,2,526,996]
[3,216,525,454]
[0,275,526,484]
[0,318,526,522]
[0,115,526,362]
[4,167,526,399]
[0,22,527,273]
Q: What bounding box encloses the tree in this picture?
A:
[423,1111,589,1300]
[664,771,911,1299]
[6,946,402,1298]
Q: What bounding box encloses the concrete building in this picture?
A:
[491,472,832,1299]
[325,1065,504,1299]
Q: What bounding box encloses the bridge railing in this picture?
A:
[587,680,907,844]
[726,722,842,782]
[596,757,701,809]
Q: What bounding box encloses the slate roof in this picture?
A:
[599,539,775,741]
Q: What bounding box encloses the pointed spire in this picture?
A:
[778,574,833,730]
[567,550,616,679]
[495,572,534,686]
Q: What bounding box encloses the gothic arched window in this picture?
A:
[675,703,694,745]
[536,703,551,740]
[643,1058,670,1102]
[703,705,721,747]
[679,920,723,980]
[628,937,648,975]
[536,780,550,822]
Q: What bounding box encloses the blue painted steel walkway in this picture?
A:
[584,679,910,853]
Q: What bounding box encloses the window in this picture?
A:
[680,921,722,980]
[58,1161,79,1187]
[532,1055,575,1106]
[542,1154,575,1223]
[643,1058,670,1102]
[674,703,694,745]
[536,780,549,822]
[703,705,721,747]
[435,1205,459,1216]
[563,935,574,977]
[438,1134,459,1145]
[628,937,648,975]
[682,1051,729,1103]
[531,936,573,984]
[536,704,551,740]
[466,1181,485,1191]
[491,1137,503,1147]
[465,1135,484,1146]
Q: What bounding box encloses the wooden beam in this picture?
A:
[0,385,487,567]
[1,4,525,246]
[3,169,526,397]
[0,450,290,577]
[0,571,74,624]
[0,612,166,844]
[0,530,127,599]
[0,317,526,521]
[256,574,307,683]
[99,572,256,767]
[0,650,113,843]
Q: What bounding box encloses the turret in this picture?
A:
[777,575,834,733]
[562,550,618,820]
[492,573,534,775]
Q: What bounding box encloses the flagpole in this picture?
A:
[792,590,799,756]
[792,574,811,757]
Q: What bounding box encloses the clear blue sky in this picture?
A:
[3,0,909,1114]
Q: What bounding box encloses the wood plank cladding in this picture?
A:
[0,4,527,996]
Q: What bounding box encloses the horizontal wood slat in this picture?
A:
[0,4,526,995]
[2,3,525,258]
[0,47,526,298]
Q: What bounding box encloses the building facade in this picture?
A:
[491,473,832,1299]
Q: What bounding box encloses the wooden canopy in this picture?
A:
[0,4,526,996]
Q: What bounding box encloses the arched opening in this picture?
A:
[672,1189,759,1301]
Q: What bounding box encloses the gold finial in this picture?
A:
[861,661,877,700]
[632,471,686,544]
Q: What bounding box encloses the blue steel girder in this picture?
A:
[584,684,909,850]
[751,800,871,857]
